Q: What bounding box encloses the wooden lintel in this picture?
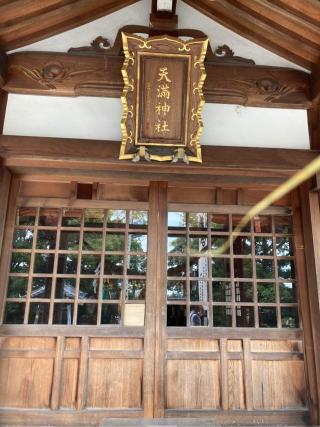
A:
[0,135,318,185]
[3,51,312,109]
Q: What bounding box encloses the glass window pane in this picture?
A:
[104,255,124,275]
[168,235,186,254]
[59,231,79,250]
[34,253,55,274]
[107,210,126,228]
[16,208,36,226]
[84,209,104,228]
[212,258,230,278]
[168,212,186,230]
[4,302,25,324]
[81,255,101,275]
[190,257,209,278]
[257,282,276,303]
[39,208,59,226]
[278,259,295,279]
[189,213,207,231]
[259,307,277,328]
[129,234,147,253]
[256,259,274,279]
[127,255,147,275]
[190,280,209,301]
[254,216,272,233]
[167,281,186,300]
[232,215,250,232]
[280,282,297,303]
[275,216,292,234]
[79,278,98,299]
[167,256,186,277]
[55,278,76,299]
[10,252,31,273]
[83,232,102,251]
[190,236,208,254]
[53,303,73,324]
[190,305,208,326]
[7,277,28,298]
[212,236,229,255]
[127,280,146,300]
[212,281,232,302]
[210,214,229,231]
[167,305,186,326]
[13,229,33,249]
[281,307,299,328]
[233,236,251,255]
[235,282,253,302]
[213,306,232,327]
[255,237,273,256]
[103,279,123,300]
[236,306,254,327]
[77,303,97,325]
[276,237,293,256]
[234,259,252,278]
[31,278,52,299]
[129,211,148,228]
[37,230,56,250]
[28,303,49,324]
[101,304,121,324]
[105,232,125,252]
[58,254,78,274]
[62,209,82,227]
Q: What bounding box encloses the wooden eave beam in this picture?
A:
[3,51,312,109]
[183,0,315,70]
[0,135,318,187]
[0,0,140,52]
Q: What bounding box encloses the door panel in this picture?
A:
[0,180,312,425]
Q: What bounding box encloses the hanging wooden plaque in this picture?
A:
[120,32,208,163]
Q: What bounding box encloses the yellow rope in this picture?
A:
[213,155,320,256]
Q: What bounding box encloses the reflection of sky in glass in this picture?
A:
[168,212,186,228]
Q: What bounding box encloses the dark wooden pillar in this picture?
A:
[0,48,7,134]
[0,47,10,256]
[308,107,320,150]
[0,166,11,257]
[298,181,320,424]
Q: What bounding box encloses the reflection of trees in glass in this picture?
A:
[257,283,276,303]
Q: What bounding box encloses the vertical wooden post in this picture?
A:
[298,182,320,424]
[144,181,168,418]
[308,107,320,150]
[0,166,11,257]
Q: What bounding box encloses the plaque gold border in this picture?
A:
[120,32,208,163]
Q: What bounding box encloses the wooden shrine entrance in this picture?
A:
[0,175,315,426]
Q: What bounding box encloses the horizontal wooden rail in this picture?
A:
[3,51,312,109]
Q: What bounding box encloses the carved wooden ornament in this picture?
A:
[120,32,208,163]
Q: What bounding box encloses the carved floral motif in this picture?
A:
[9,62,98,89]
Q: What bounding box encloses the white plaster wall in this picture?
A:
[3,94,310,149]
[11,0,308,72]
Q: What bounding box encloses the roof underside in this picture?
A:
[0,0,319,70]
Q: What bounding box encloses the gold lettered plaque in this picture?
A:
[120,33,208,163]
